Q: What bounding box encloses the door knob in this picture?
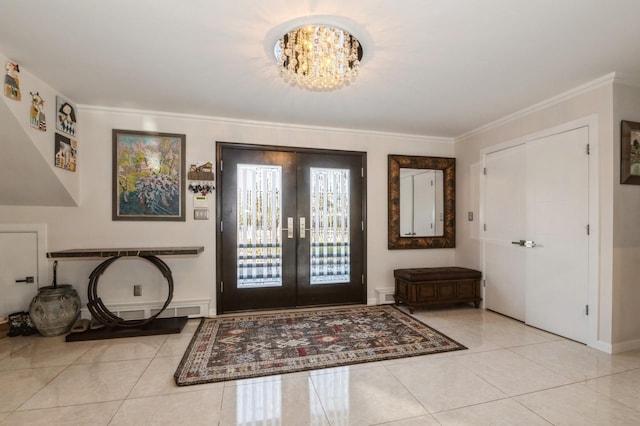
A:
[15,276,35,283]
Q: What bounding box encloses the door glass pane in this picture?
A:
[310,167,350,285]
[237,164,282,288]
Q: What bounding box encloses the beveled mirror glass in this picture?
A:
[388,155,455,249]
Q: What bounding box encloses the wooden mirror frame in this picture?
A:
[388,155,455,249]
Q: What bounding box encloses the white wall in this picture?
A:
[0,106,455,314]
[612,81,640,350]
[455,77,616,349]
[0,51,80,205]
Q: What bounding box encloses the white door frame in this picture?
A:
[0,224,48,288]
[480,115,600,350]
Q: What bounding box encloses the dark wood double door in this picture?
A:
[216,143,366,313]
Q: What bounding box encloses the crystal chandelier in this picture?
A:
[274,25,363,91]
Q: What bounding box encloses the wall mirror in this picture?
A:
[388,155,455,249]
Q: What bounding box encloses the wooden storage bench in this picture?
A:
[393,267,482,313]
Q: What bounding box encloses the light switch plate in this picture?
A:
[194,208,209,220]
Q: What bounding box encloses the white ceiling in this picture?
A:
[2,0,640,138]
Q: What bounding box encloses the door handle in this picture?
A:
[15,276,35,283]
[299,217,314,239]
[511,240,536,248]
[286,217,294,239]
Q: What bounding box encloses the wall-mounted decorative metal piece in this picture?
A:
[29,91,47,131]
[188,161,215,195]
[4,60,21,100]
[188,182,214,195]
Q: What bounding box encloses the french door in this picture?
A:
[216,143,366,313]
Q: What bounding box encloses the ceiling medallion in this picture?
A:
[274,24,363,91]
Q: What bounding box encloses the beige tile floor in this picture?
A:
[1,306,640,425]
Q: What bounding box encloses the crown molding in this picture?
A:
[456,72,617,143]
[612,72,640,88]
[77,104,454,144]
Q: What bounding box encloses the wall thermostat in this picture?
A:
[194,195,208,208]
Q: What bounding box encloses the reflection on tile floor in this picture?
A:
[1,307,640,425]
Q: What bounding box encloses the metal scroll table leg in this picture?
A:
[67,255,187,342]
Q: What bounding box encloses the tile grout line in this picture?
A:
[11,337,99,414]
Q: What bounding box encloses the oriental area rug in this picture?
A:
[174,304,466,386]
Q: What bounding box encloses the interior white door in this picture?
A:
[525,127,589,342]
[484,144,527,321]
[483,126,590,343]
[0,232,40,317]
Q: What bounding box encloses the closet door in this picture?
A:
[483,126,589,343]
[525,127,589,342]
[484,144,527,321]
[0,231,39,317]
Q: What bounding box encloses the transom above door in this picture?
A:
[216,143,366,313]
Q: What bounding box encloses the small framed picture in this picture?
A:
[113,129,186,221]
[621,120,640,184]
[56,96,77,136]
[54,133,77,172]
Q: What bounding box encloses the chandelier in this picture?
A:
[274,24,363,91]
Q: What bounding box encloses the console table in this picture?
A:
[393,267,482,313]
[47,246,204,342]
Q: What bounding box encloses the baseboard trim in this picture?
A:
[610,338,640,354]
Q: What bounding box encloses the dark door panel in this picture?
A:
[217,143,366,313]
[219,148,297,312]
[296,152,364,306]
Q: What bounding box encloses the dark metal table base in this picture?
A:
[71,254,180,342]
[66,316,188,342]
[87,255,174,328]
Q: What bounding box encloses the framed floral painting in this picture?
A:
[112,129,186,221]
